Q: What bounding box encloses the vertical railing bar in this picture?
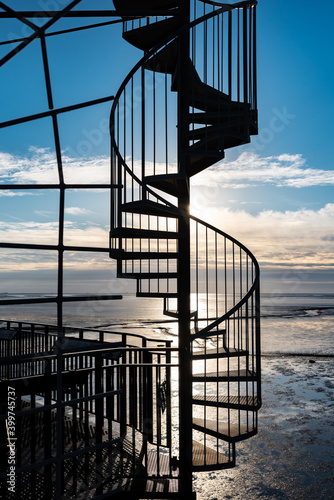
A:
[221,12,224,94]
[228,10,232,97]
[196,222,199,329]
[232,243,235,346]
[217,13,220,92]
[206,227,209,327]
[141,65,146,199]
[165,57,168,174]
[213,10,215,88]
[243,6,248,104]
[253,5,257,111]
[249,6,252,106]
[237,7,240,103]
[153,69,156,175]
[215,232,218,325]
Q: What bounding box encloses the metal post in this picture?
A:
[177,0,193,495]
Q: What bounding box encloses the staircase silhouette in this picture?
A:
[110,0,261,484]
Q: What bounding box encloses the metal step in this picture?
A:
[111,227,181,239]
[145,39,178,74]
[192,369,256,382]
[115,251,179,260]
[192,346,248,360]
[145,173,186,197]
[187,121,250,140]
[187,152,223,177]
[109,248,124,259]
[192,418,257,443]
[113,0,179,13]
[224,132,251,150]
[192,440,235,471]
[192,395,259,410]
[188,88,249,113]
[163,309,197,319]
[121,200,181,218]
[137,291,178,298]
[118,271,178,279]
[187,128,247,154]
[188,108,255,125]
[190,327,226,338]
[122,16,179,52]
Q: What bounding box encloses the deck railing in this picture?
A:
[0,323,178,498]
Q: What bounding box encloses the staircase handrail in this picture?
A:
[109,0,258,134]
[110,0,260,340]
[189,213,260,339]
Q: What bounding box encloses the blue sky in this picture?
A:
[0,0,333,296]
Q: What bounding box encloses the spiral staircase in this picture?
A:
[110,0,261,496]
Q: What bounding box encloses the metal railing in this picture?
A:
[0,322,177,498]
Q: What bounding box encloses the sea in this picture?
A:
[1,292,333,357]
[1,292,333,499]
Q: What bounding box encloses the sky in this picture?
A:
[0,0,333,298]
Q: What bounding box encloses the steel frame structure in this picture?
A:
[0,1,261,498]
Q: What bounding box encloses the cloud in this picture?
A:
[192,152,334,189]
[34,210,55,217]
[0,191,37,197]
[65,207,92,216]
[0,220,109,252]
[198,203,334,268]
[0,147,109,185]
[1,148,334,276]
[2,148,333,190]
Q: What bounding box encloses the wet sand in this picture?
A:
[194,355,334,499]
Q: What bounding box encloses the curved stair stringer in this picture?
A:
[110,0,260,477]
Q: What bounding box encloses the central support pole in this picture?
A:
[177,0,193,495]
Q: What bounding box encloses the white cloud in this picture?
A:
[0,220,109,251]
[34,210,55,217]
[65,207,92,216]
[2,149,333,190]
[0,147,109,185]
[0,191,37,197]
[199,203,334,268]
[192,152,334,189]
[1,148,334,275]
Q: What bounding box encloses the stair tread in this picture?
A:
[192,369,256,381]
[137,291,178,298]
[111,227,181,239]
[192,440,233,469]
[145,173,186,197]
[188,128,249,151]
[190,327,226,338]
[193,418,256,440]
[121,200,180,218]
[192,394,259,409]
[116,251,179,260]
[114,0,178,9]
[187,153,223,177]
[188,121,251,140]
[122,16,179,52]
[145,39,178,74]
[189,109,256,124]
[164,309,197,319]
[119,271,178,279]
[192,346,248,359]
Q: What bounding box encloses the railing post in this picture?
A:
[177,0,193,495]
[255,279,261,405]
[95,352,104,496]
[243,6,248,104]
